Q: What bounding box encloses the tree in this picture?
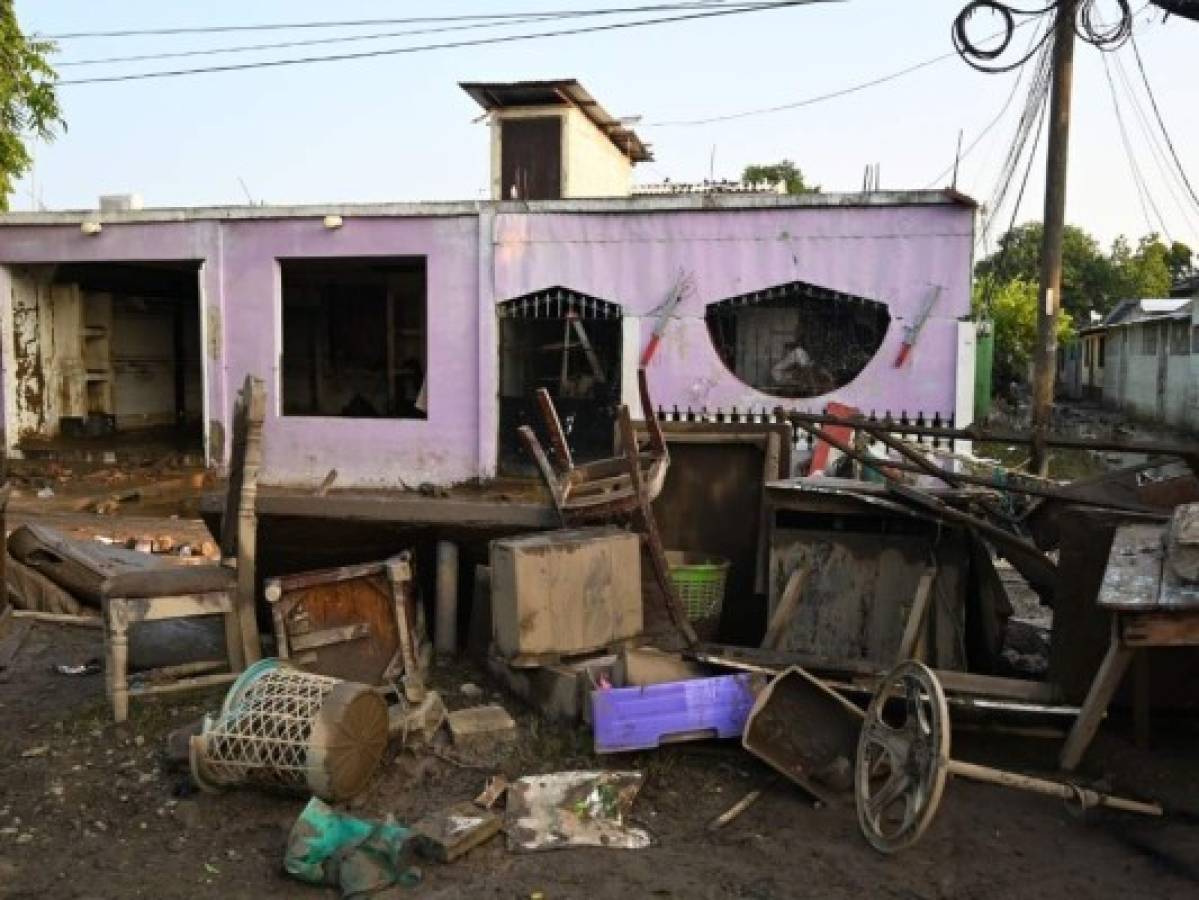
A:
[975,222,1116,319]
[1168,240,1194,284]
[1109,234,1173,300]
[0,2,62,211]
[741,160,820,194]
[973,275,1075,392]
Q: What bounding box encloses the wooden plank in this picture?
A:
[290,622,372,652]
[1121,611,1199,646]
[1059,635,1135,772]
[1097,524,1166,610]
[129,671,240,698]
[896,568,936,662]
[761,566,807,651]
[120,593,233,622]
[267,560,387,594]
[12,610,103,629]
[696,643,1062,703]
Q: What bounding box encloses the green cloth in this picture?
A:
[285,797,419,897]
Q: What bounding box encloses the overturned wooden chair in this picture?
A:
[104,375,266,720]
[518,368,698,646]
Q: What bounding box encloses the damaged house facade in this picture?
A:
[0,81,978,487]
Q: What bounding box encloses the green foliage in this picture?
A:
[975,223,1113,319]
[0,1,62,211]
[973,275,1074,390]
[977,223,1190,327]
[741,160,819,195]
[1168,240,1194,284]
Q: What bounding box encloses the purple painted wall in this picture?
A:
[0,196,974,487]
[492,205,973,416]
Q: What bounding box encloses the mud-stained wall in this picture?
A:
[0,196,974,485]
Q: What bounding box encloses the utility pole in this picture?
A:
[1030,0,1078,475]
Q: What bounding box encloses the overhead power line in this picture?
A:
[43,1,794,39]
[55,2,784,65]
[58,1,837,86]
[1128,32,1199,217]
[1101,52,1169,240]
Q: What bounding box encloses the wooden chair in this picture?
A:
[518,368,698,646]
[104,375,266,721]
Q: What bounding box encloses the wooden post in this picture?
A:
[1031,0,1078,475]
[235,377,266,666]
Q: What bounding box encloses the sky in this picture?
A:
[11,1,1199,252]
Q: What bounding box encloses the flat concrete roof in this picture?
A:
[0,189,978,226]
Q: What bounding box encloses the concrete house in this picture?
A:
[1093,297,1198,430]
[0,81,980,488]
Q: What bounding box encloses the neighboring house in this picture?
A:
[1070,297,1198,430]
[0,81,980,488]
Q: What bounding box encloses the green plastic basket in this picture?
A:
[665,551,730,622]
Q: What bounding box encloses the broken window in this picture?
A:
[705,281,890,398]
[280,258,427,418]
[1169,320,1191,356]
[1098,336,1106,367]
[7,261,204,454]
[497,287,623,474]
[1141,323,1158,356]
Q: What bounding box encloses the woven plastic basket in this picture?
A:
[189,658,388,802]
[665,551,730,623]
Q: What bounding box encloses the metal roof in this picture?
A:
[459,79,652,163]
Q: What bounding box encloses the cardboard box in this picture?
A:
[490,527,642,666]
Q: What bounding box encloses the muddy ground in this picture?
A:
[3,404,1199,899]
[3,608,1199,899]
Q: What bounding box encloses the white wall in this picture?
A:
[561,107,632,199]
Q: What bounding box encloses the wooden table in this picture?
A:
[1059,521,1199,771]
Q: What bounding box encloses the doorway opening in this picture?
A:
[9,261,205,457]
[497,286,623,475]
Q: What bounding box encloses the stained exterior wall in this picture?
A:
[0,196,975,486]
[1100,319,1198,431]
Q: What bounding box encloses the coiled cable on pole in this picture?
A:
[953,1,1135,73]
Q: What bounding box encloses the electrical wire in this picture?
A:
[1110,49,1199,238]
[1128,31,1199,214]
[1101,51,1169,239]
[57,1,835,85]
[952,1,1136,74]
[54,3,780,66]
[952,1,1056,73]
[978,39,1053,249]
[923,14,1049,188]
[42,2,763,39]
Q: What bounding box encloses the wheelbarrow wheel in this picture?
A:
[855,660,951,854]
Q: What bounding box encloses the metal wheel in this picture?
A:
[855,660,951,854]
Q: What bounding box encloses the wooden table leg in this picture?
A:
[1059,636,1135,772]
[1133,651,1151,751]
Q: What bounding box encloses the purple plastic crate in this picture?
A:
[591,674,758,754]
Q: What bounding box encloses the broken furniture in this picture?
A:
[264,552,428,700]
[519,367,698,645]
[742,666,863,805]
[490,526,643,667]
[591,672,760,753]
[1059,506,1199,771]
[856,661,1161,854]
[5,375,266,722]
[762,478,1009,672]
[190,658,388,802]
